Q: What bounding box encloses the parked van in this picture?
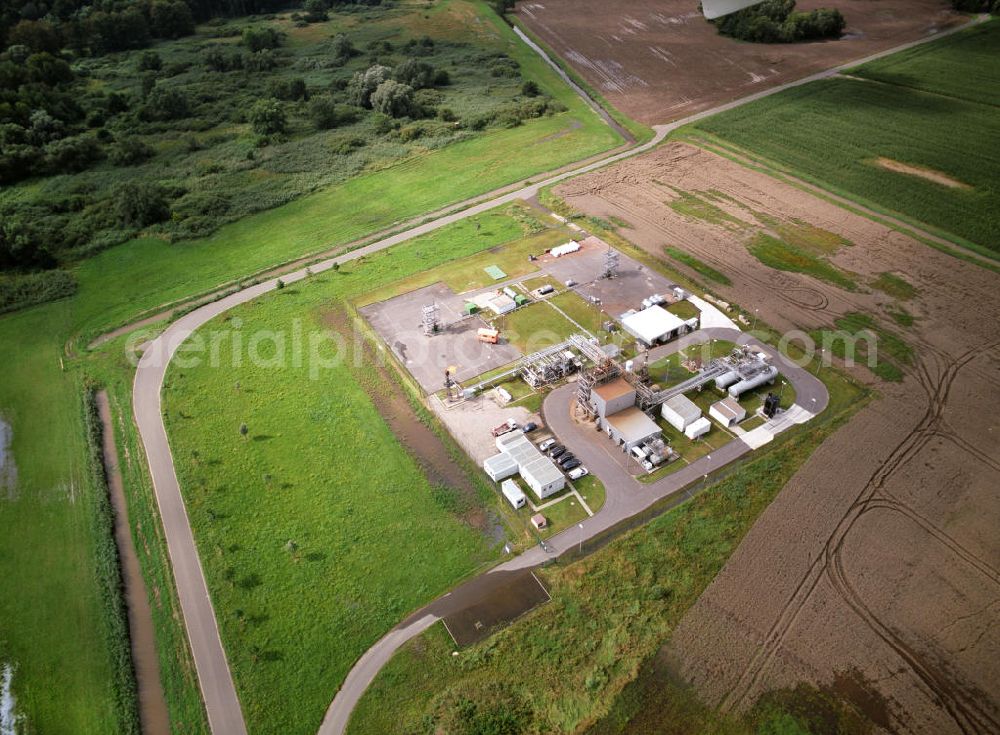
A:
[568,466,589,481]
[477,327,499,344]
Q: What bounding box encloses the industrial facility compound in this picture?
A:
[360,231,825,539]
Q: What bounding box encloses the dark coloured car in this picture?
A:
[522,422,538,433]
[548,445,566,458]
[562,458,581,471]
[557,453,576,467]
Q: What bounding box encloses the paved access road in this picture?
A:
[127,18,974,735]
[317,327,828,735]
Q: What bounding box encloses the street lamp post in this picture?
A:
[578,523,584,554]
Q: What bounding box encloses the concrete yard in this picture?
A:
[360,282,523,393]
[361,236,685,395]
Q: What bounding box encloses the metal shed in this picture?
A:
[661,394,702,432]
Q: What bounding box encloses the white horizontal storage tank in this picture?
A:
[728,366,779,398]
[714,370,740,390]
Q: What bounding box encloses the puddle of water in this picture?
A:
[1,663,21,735]
[0,419,17,501]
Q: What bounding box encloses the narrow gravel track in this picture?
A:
[126,18,977,735]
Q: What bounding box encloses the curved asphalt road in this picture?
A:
[127,19,975,735]
[317,328,827,735]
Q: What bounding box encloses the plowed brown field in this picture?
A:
[517,0,963,125]
[556,143,1000,733]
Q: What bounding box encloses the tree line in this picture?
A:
[711,0,845,43]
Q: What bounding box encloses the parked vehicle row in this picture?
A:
[537,438,587,479]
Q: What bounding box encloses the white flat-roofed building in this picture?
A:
[661,394,702,432]
[485,293,516,315]
[484,452,518,481]
[685,416,712,440]
[621,305,689,346]
[521,455,565,499]
[603,407,662,451]
[492,432,565,499]
[501,479,527,509]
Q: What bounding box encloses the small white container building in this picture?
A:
[709,396,746,427]
[521,455,565,499]
[490,432,565,500]
[501,479,527,509]
[685,416,712,440]
[661,394,702,432]
[484,452,518,481]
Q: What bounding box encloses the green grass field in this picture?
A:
[0,5,623,728]
[548,290,607,336]
[694,19,1000,254]
[494,299,580,353]
[346,363,865,734]
[159,210,587,733]
[748,233,858,291]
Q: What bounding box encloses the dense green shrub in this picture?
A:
[0,269,78,314]
[268,77,308,100]
[249,98,286,134]
[331,32,356,64]
[713,0,845,43]
[394,58,448,89]
[371,80,416,117]
[109,137,155,166]
[137,50,162,71]
[304,0,328,22]
[348,63,391,107]
[139,86,190,120]
[115,182,169,227]
[242,26,281,52]
[309,95,357,129]
[149,0,195,39]
[81,386,141,735]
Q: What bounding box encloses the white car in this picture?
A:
[538,437,556,451]
[567,466,589,481]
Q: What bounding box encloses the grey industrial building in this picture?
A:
[604,406,663,451]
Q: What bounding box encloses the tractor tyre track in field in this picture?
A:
[723,342,999,733]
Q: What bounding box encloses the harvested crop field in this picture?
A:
[556,143,1000,733]
[516,0,963,125]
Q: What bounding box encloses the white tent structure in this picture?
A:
[702,0,765,20]
[621,305,686,346]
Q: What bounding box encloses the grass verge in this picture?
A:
[346,361,867,734]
